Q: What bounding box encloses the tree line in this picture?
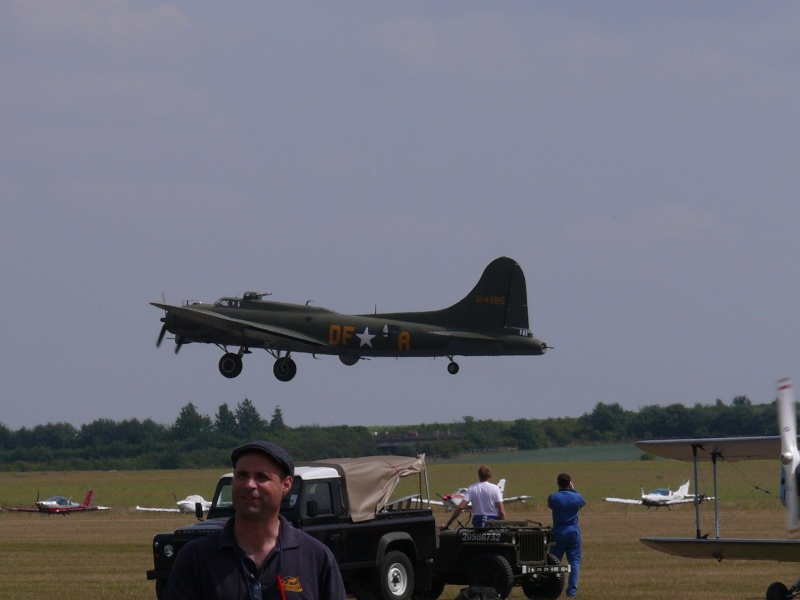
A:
[0,395,779,471]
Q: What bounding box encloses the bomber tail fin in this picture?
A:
[396,257,531,331]
[81,490,95,507]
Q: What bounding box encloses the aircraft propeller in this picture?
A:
[156,324,167,348]
[778,377,800,538]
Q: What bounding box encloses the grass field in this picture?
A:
[0,457,793,599]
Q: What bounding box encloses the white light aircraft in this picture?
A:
[429,479,531,511]
[136,494,211,514]
[604,479,712,508]
[637,377,800,600]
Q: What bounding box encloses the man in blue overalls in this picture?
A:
[547,473,585,598]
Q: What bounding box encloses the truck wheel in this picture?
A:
[376,550,415,600]
[766,581,790,600]
[468,554,514,599]
[521,554,565,600]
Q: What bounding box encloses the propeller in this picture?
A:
[778,377,800,538]
[156,323,167,348]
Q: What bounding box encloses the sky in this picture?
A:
[2,2,800,432]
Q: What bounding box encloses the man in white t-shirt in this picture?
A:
[440,465,506,529]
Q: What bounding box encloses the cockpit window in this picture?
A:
[215,299,240,308]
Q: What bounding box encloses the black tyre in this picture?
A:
[218,353,242,378]
[766,581,790,600]
[375,550,414,600]
[273,357,297,382]
[468,554,514,599]
[521,553,565,600]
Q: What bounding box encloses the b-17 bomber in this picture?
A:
[152,256,548,382]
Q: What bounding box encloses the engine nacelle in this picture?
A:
[339,354,360,366]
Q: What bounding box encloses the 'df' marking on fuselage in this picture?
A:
[329,325,410,351]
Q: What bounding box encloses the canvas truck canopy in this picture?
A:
[299,455,426,522]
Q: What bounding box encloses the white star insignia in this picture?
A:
[356,326,376,347]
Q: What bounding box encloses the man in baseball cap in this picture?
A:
[166,440,346,599]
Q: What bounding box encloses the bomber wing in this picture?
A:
[151,303,327,348]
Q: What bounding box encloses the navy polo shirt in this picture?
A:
[165,515,346,600]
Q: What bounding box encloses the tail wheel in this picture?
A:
[468,553,514,599]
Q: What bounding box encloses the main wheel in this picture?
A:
[273,357,297,382]
[766,581,790,600]
[218,353,243,378]
[521,554,565,600]
[469,554,514,599]
[375,550,414,600]
[447,362,459,375]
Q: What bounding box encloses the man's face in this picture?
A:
[232,451,292,521]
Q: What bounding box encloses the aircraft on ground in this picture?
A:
[429,479,532,511]
[136,494,211,514]
[8,490,110,514]
[603,479,712,508]
[636,377,800,600]
[152,257,548,382]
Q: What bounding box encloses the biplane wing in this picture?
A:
[637,378,800,599]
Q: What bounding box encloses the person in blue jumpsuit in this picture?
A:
[547,473,585,598]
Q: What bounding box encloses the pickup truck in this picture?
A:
[146,455,437,600]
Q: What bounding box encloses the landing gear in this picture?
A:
[447,357,459,375]
[273,356,297,382]
[218,353,243,378]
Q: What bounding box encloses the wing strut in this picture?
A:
[689,443,722,540]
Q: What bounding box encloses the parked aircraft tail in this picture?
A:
[676,479,691,497]
[497,478,506,494]
[81,490,95,507]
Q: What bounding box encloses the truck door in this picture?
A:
[300,480,343,562]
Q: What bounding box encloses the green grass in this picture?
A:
[0,459,792,599]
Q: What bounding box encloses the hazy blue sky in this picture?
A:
[2,2,799,431]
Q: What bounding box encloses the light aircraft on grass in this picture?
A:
[603,479,713,508]
[429,479,532,511]
[637,377,800,600]
[8,490,110,514]
[152,257,549,382]
[136,494,211,514]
